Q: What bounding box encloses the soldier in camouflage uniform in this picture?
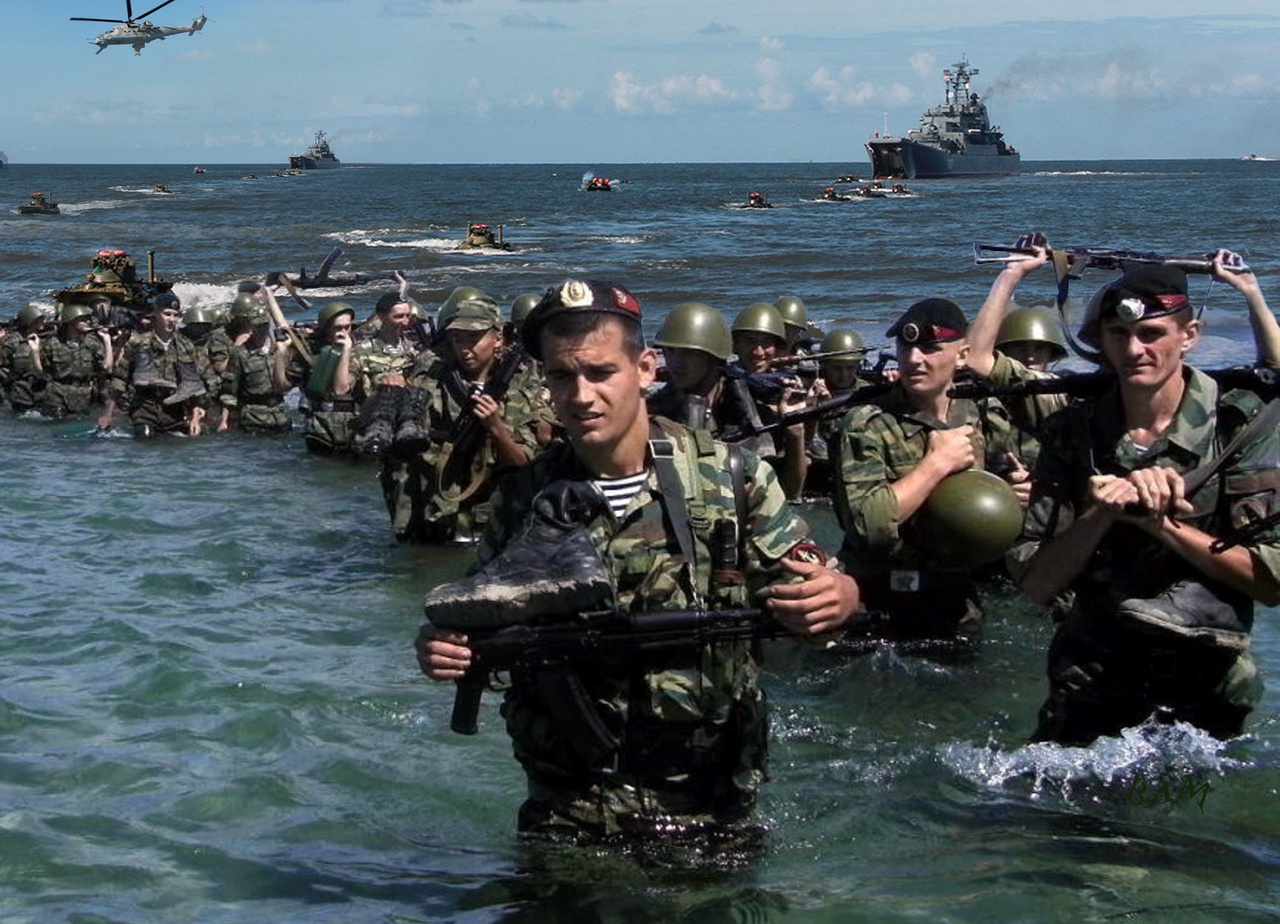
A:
[216,304,291,434]
[1009,255,1280,745]
[350,291,424,450]
[100,294,208,437]
[382,287,552,543]
[832,298,1018,641]
[284,301,360,455]
[1,306,48,414]
[39,301,114,418]
[418,279,859,839]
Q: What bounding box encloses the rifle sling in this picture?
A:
[1184,394,1280,500]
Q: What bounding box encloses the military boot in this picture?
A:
[1118,579,1252,651]
[392,384,433,455]
[358,384,401,456]
[130,350,173,389]
[423,480,615,632]
[162,362,209,406]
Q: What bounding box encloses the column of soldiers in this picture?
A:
[5,250,1279,846]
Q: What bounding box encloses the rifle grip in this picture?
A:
[450,674,485,735]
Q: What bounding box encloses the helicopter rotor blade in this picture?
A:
[71,17,127,22]
[126,0,134,20]
[135,0,179,20]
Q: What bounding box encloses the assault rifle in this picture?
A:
[972,242,1251,275]
[948,365,1279,402]
[446,608,797,738]
[719,379,893,444]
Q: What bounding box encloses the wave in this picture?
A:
[57,199,130,215]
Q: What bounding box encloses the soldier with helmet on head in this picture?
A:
[1,305,49,414]
[804,328,872,496]
[99,292,208,437]
[38,299,114,419]
[831,298,1021,642]
[216,294,292,435]
[729,302,810,498]
[648,300,736,429]
[378,285,553,543]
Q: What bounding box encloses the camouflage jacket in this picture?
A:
[382,353,554,541]
[41,333,105,386]
[219,342,287,409]
[478,417,814,832]
[831,383,1015,579]
[109,330,201,406]
[1009,366,1280,605]
[350,335,419,404]
[0,334,46,403]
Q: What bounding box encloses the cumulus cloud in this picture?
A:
[699,21,738,35]
[806,66,915,110]
[235,37,275,58]
[759,35,783,53]
[754,55,791,110]
[502,12,569,29]
[610,71,738,115]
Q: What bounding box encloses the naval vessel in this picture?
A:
[865,59,1019,179]
[289,131,341,170]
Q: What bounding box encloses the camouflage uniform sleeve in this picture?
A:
[831,406,902,558]
[220,347,244,408]
[728,445,817,601]
[987,352,1069,439]
[109,337,135,400]
[1219,391,1280,585]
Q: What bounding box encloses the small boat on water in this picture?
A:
[153,184,171,193]
[742,191,773,209]
[819,186,853,202]
[193,167,206,174]
[459,222,511,250]
[18,191,60,215]
[1242,153,1278,162]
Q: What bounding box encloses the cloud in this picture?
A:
[552,87,583,110]
[759,35,783,53]
[501,13,569,29]
[754,55,791,110]
[610,71,738,115]
[909,52,936,79]
[808,66,875,109]
[699,21,739,35]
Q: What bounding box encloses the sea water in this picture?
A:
[1,159,1278,922]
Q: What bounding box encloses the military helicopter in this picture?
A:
[71,0,208,56]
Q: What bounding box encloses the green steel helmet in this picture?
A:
[16,305,44,330]
[181,305,217,326]
[59,302,94,325]
[916,470,1024,570]
[654,302,733,361]
[438,286,501,333]
[510,293,542,329]
[997,305,1067,360]
[317,301,355,331]
[230,290,266,318]
[820,328,867,360]
[732,302,787,342]
[774,295,809,330]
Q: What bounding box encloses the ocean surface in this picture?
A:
[2,159,1279,923]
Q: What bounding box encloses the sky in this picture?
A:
[3,0,1279,164]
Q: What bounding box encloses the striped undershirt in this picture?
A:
[593,470,650,519]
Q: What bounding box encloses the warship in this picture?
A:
[865,59,1019,180]
[289,131,341,170]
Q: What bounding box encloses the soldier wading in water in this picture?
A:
[417,279,859,841]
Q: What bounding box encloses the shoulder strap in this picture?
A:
[650,433,703,607]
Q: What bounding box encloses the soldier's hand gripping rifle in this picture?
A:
[972,241,1265,364]
[718,379,893,445]
[436,340,531,504]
